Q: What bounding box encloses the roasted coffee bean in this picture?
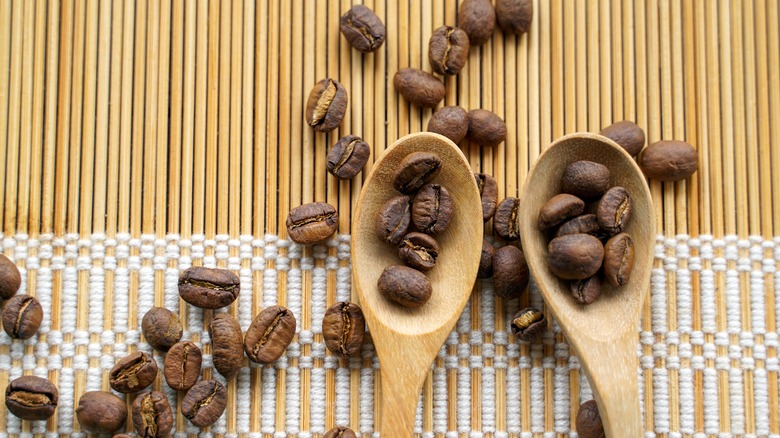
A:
[5,376,58,421]
[324,426,357,438]
[511,307,546,341]
[458,0,496,45]
[286,202,339,245]
[178,266,240,309]
[76,391,127,434]
[109,351,158,393]
[428,106,469,144]
[478,238,495,279]
[492,245,529,299]
[393,151,442,194]
[554,214,603,238]
[429,26,470,75]
[640,140,699,181]
[327,135,371,180]
[576,400,605,438]
[244,305,297,363]
[2,294,43,340]
[475,173,498,221]
[596,186,632,234]
[412,184,453,235]
[182,380,227,428]
[603,233,634,287]
[305,78,348,132]
[561,160,611,199]
[570,276,601,305]
[393,68,446,108]
[467,109,507,148]
[493,197,521,240]
[496,0,533,34]
[164,341,202,391]
[377,265,432,308]
[398,232,440,271]
[547,234,604,280]
[209,313,244,379]
[132,391,173,438]
[142,307,182,352]
[339,5,386,53]
[600,120,645,157]
[322,302,365,357]
[0,254,21,299]
[538,194,585,231]
[114,434,134,438]
[376,195,412,245]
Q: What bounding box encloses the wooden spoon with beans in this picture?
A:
[352,132,483,438]
[519,133,654,437]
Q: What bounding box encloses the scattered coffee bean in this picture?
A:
[132,391,174,438]
[603,233,634,287]
[327,135,371,180]
[398,232,440,271]
[538,194,585,231]
[377,265,432,308]
[600,120,645,157]
[164,341,202,391]
[286,202,339,245]
[478,238,495,279]
[141,307,182,352]
[393,68,446,108]
[554,214,603,238]
[5,376,58,421]
[467,109,507,148]
[429,26,470,75]
[475,173,498,221]
[547,234,604,280]
[412,184,454,234]
[305,78,348,132]
[209,313,244,379]
[76,391,127,434]
[322,302,365,357]
[570,276,602,305]
[458,0,496,46]
[493,197,520,240]
[561,160,611,199]
[640,140,699,181]
[511,307,546,341]
[339,5,386,53]
[0,254,21,299]
[596,186,631,234]
[393,151,442,194]
[496,0,533,34]
[428,106,469,144]
[182,380,227,428]
[492,245,529,299]
[109,351,158,393]
[178,266,240,309]
[244,305,297,363]
[576,400,605,438]
[2,294,43,340]
[325,426,358,438]
[376,195,412,245]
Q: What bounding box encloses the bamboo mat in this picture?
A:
[0,0,779,436]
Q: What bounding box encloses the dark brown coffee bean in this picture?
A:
[109,351,158,393]
[141,307,182,352]
[600,120,646,157]
[576,400,605,438]
[493,197,520,240]
[305,78,348,132]
[164,341,202,391]
[178,266,240,309]
[0,254,21,299]
[286,202,339,245]
[244,305,297,364]
[325,426,357,438]
[467,109,507,148]
[538,194,585,231]
[327,135,371,180]
[478,238,495,279]
[376,195,412,245]
[496,0,533,34]
[398,232,440,272]
[596,186,632,234]
[114,434,134,438]
[458,0,496,46]
[393,151,442,194]
[132,391,173,438]
[429,26,470,75]
[511,307,546,341]
[76,391,127,434]
[640,140,699,181]
[412,184,453,235]
[475,173,498,221]
[339,5,385,53]
[5,376,58,421]
[561,160,611,199]
[492,245,529,299]
[603,232,634,287]
[393,68,446,108]
[547,234,604,280]
[209,313,244,379]
[570,276,601,305]
[2,294,43,340]
[428,106,469,144]
[322,302,365,357]
[182,380,226,428]
[554,214,603,238]
[377,265,432,308]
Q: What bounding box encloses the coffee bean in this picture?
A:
[327,135,371,180]
[182,380,226,428]
[596,186,631,234]
[538,194,585,231]
[412,184,453,234]
[286,202,339,245]
[339,5,385,53]
[467,109,507,148]
[428,106,469,144]
[325,426,357,438]
[109,351,158,393]
[377,265,432,308]
[429,26,470,75]
[603,232,634,287]
[114,434,134,437]
[5,376,58,421]
[492,245,529,299]
[561,160,611,199]
[132,391,173,438]
[478,238,495,279]
[640,140,698,181]
[475,173,498,221]
[178,266,240,309]
[305,78,348,132]
[142,307,182,352]
[2,294,43,340]
[208,313,244,379]
[570,276,601,305]
[376,195,412,245]
[398,232,440,272]
[554,214,603,238]
[393,151,442,194]
[458,0,496,45]
[511,307,546,342]
[76,391,127,434]
[547,234,604,280]
[496,0,533,34]
[600,120,645,157]
[393,68,446,108]
[244,305,297,363]
[164,341,202,391]
[576,400,605,438]
[322,302,365,357]
[0,254,21,299]
[493,197,520,240]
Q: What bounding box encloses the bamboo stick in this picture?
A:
[3,0,23,234]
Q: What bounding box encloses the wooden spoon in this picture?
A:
[519,132,654,437]
[352,132,483,438]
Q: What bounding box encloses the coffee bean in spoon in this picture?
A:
[475,173,498,221]
[286,202,339,245]
[538,193,585,231]
[393,151,442,194]
[561,160,610,199]
[412,184,453,235]
[376,195,412,246]
[428,106,469,144]
[596,186,632,235]
[398,232,440,272]
[393,68,445,108]
[493,197,521,240]
[327,135,371,180]
[492,245,529,299]
[570,275,602,305]
[377,265,432,308]
[429,26,470,75]
[603,232,635,287]
[547,234,604,280]
[305,78,348,132]
[554,214,604,239]
[599,120,646,157]
[339,5,386,53]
